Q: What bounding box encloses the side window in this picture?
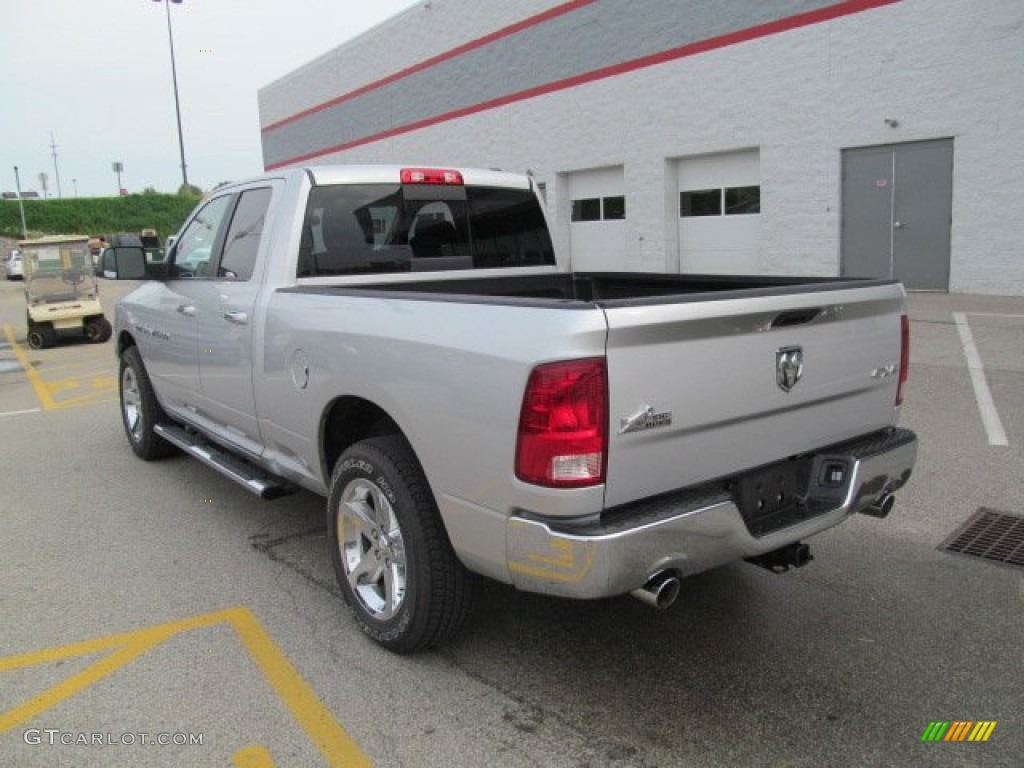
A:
[218,188,272,280]
[172,195,233,278]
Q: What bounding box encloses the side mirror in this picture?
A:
[102,248,117,279]
[104,247,149,280]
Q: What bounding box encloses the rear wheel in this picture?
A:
[85,316,113,343]
[327,436,473,653]
[119,346,177,460]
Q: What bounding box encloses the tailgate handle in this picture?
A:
[770,308,822,329]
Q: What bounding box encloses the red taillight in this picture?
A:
[896,314,910,406]
[400,168,464,185]
[515,358,608,488]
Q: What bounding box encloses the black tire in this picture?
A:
[85,316,113,343]
[327,435,473,653]
[119,346,177,460]
[27,322,56,350]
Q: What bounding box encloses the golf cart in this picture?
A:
[20,235,113,349]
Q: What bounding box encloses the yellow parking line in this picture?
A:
[46,392,118,408]
[2,325,118,410]
[229,607,373,767]
[234,744,278,767]
[2,324,57,410]
[0,606,372,767]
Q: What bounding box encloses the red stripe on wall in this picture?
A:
[261,0,597,134]
[265,0,901,170]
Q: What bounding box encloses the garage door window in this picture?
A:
[602,196,625,220]
[725,186,760,215]
[571,198,601,222]
[681,186,760,217]
[571,196,626,221]
[680,189,721,217]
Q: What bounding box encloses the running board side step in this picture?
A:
[154,423,298,500]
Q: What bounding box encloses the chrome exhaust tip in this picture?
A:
[631,571,681,610]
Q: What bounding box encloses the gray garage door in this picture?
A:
[841,139,953,291]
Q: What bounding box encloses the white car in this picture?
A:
[5,250,23,280]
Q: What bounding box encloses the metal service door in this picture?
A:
[841,139,953,291]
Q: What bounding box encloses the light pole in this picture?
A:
[12,167,28,239]
[113,162,124,195]
[154,0,189,190]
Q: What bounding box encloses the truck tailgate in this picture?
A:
[601,283,906,509]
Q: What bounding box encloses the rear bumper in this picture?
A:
[506,428,916,599]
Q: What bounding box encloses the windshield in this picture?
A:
[22,241,97,304]
[298,184,554,277]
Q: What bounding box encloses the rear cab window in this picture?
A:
[297,181,554,277]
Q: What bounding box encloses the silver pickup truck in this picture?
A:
[115,165,916,652]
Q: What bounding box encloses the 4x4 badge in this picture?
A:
[619,405,673,435]
[776,346,804,392]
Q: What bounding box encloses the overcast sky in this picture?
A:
[1,0,417,199]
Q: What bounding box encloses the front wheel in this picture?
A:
[327,436,473,653]
[27,322,56,350]
[119,346,177,460]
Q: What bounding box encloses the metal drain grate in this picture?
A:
[939,508,1024,570]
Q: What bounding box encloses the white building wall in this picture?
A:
[260,0,1024,295]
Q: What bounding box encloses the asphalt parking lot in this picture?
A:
[1,277,1021,767]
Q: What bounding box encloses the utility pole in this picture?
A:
[38,172,49,199]
[49,132,63,199]
[13,166,28,239]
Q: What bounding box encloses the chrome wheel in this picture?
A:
[337,477,407,620]
[327,436,473,652]
[121,365,143,442]
[118,346,177,460]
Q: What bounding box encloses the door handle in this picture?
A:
[177,304,196,316]
[224,310,248,325]
[893,221,904,229]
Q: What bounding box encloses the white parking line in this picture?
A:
[953,312,1008,447]
[0,408,42,418]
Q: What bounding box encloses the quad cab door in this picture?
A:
[148,184,277,457]
[191,184,277,457]
[133,194,236,414]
